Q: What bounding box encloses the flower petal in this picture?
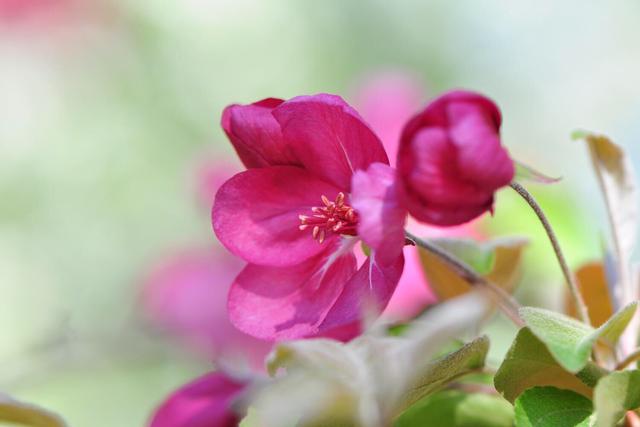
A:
[447,100,514,188]
[213,166,342,266]
[404,128,493,207]
[351,162,407,266]
[222,98,301,168]
[228,243,358,341]
[149,372,248,427]
[273,94,389,190]
[319,252,405,339]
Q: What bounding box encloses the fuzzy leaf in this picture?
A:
[397,336,489,412]
[395,390,513,427]
[514,161,561,184]
[593,370,640,427]
[566,262,614,327]
[514,386,593,427]
[494,328,605,403]
[0,394,66,427]
[418,237,528,300]
[520,302,637,372]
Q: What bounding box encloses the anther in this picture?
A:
[298,193,359,244]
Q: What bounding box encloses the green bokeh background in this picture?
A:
[1,1,640,425]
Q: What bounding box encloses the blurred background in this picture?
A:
[1,1,640,425]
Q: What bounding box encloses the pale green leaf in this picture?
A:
[397,335,489,412]
[514,386,593,427]
[395,390,513,427]
[514,161,561,184]
[266,338,351,377]
[255,294,491,427]
[494,328,606,403]
[593,370,640,427]
[0,394,66,427]
[426,238,498,274]
[520,302,637,372]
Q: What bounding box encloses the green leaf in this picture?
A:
[593,370,640,427]
[427,238,498,274]
[395,390,514,427]
[514,386,593,427]
[398,336,490,412]
[494,328,606,403]
[418,237,528,301]
[520,302,637,372]
[514,160,561,185]
[0,394,67,426]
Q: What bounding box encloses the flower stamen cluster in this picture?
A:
[299,192,359,243]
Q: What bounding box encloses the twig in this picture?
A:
[616,348,640,370]
[509,182,591,326]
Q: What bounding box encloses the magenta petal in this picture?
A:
[228,243,357,341]
[319,253,404,339]
[400,127,494,225]
[448,101,515,188]
[273,94,389,190]
[213,166,342,267]
[351,162,406,266]
[405,200,491,227]
[148,372,248,427]
[222,98,301,168]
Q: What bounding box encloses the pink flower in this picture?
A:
[141,247,272,368]
[397,90,515,226]
[214,94,406,341]
[148,371,248,427]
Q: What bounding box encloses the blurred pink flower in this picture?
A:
[148,371,248,427]
[0,0,73,26]
[215,94,405,341]
[192,156,242,210]
[142,247,271,368]
[353,71,425,164]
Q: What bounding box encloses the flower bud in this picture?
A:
[398,90,514,226]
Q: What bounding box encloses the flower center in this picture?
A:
[299,192,359,243]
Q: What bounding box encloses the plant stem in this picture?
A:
[405,230,524,328]
[616,348,640,370]
[509,182,591,326]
